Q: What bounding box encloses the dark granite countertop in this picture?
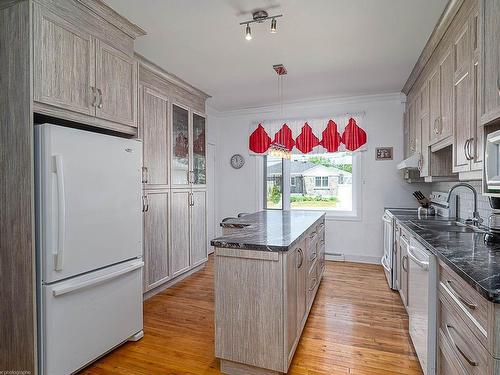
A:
[210,210,325,251]
[388,209,500,303]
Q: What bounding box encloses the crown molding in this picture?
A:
[136,53,211,101]
[402,0,464,94]
[78,0,146,38]
[209,92,404,118]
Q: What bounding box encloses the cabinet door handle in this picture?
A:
[188,192,194,206]
[142,167,148,183]
[97,88,103,109]
[497,75,500,96]
[468,138,474,160]
[464,139,470,160]
[445,280,476,310]
[142,195,149,212]
[309,252,317,262]
[297,248,303,268]
[433,118,439,134]
[90,86,97,107]
[445,324,478,367]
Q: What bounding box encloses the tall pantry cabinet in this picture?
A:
[138,56,210,294]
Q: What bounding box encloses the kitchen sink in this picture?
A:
[409,219,487,234]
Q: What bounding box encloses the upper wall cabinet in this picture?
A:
[32,0,145,135]
[480,0,500,125]
[33,5,96,116]
[192,113,207,186]
[95,40,138,127]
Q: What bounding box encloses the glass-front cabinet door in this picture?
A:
[192,113,206,186]
[171,104,190,186]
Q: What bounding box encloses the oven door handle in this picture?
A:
[381,255,391,272]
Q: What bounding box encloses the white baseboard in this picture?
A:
[326,252,380,265]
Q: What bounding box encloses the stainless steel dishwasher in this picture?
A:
[408,237,437,375]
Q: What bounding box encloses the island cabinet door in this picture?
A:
[171,190,190,277]
[297,242,307,329]
[284,247,298,365]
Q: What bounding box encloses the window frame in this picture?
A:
[261,152,362,220]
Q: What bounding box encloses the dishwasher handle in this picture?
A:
[407,246,429,270]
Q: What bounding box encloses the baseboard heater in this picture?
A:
[325,253,345,262]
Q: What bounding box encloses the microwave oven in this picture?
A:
[485,129,500,194]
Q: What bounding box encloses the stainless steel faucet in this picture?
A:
[446,183,483,226]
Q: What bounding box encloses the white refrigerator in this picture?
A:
[35,124,144,375]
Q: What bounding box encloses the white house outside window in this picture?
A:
[264,152,360,218]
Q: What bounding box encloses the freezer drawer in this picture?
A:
[41,259,144,375]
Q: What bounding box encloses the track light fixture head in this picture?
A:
[240,10,282,40]
[245,24,252,40]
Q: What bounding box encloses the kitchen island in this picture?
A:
[211,210,326,375]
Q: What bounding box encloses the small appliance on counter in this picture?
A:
[485,197,500,243]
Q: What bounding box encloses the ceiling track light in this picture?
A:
[240,10,282,40]
[245,24,252,40]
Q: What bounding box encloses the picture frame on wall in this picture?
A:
[375,147,393,160]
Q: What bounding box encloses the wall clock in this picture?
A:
[230,154,245,169]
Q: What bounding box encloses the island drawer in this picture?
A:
[438,261,489,347]
[439,291,491,375]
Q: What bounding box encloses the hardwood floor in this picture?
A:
[80,256,422,375]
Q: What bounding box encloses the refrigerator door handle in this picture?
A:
[52,260,144,297]
[54,154,66,271]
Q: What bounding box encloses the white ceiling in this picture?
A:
[106,0,448,111]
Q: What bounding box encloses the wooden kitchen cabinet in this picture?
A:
[95,40,138,128]
[140,86,169,188]
[32,1,144,134]
[190,190,208,267]
[215,218,324,374]
[138,57,210,296]
[439,49,454,144]
[33,4,95,117]
[479,0,500,126]
[453,4,483,176]
[171,190,191,277]
[419,83,431,177]
[143,190,170,291]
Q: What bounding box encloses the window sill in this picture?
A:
[290,208,360,221]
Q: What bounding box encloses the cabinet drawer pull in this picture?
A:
[309,231,317,239]
[497,75,500,96]
[446,280,476,310]
[297,248,303,269]
[309,252,317,262]
[445,324,478,367]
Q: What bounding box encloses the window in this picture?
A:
[315,177,328,188]
[264,156,283,209]
[264,152,359,217]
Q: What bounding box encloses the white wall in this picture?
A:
[207,93,429,263]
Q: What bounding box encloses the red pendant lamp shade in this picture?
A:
[249,124,272,153]
[272,123,295,150]
[320,120,342,152]
[341,118,367,151]
[295,122,320,153]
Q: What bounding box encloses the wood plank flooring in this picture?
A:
[80,256,422,375]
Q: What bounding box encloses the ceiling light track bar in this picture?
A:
[239,14,283,26]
